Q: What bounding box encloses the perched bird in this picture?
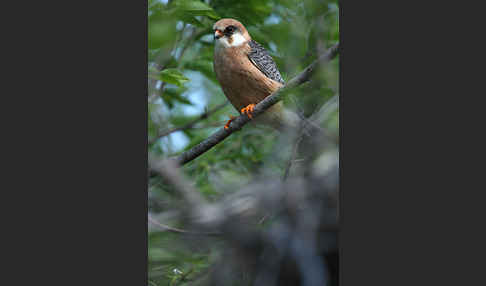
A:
[212,18,301,131]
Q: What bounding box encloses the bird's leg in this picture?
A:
[224,115,236,130]
[240,104,256,119]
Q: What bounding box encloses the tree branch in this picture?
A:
[149,101,228,144]
[174,42,339,165]
[148,156,206,208]
[282,93,338,181]
[148,214,220,236]
[282,136,303,181]
[148,155,226,229]
[309,94,339,124]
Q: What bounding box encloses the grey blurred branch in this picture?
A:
[149,148,339,285]
[149,156,338,285]
[148,156,225,229]
[149,157,206,209]
[148,154,338,232]
[150,167,338,229]
[174,42,339,165]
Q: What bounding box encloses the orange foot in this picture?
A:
[224,115,236,130]
[240,104,256,119]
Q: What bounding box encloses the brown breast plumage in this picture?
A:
[214,43,282,111]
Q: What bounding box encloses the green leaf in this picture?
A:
[179,15,205,27]
[171,0,220,20]
[148,15,177,50]
[159,69,190,87]
[163,87,192,107]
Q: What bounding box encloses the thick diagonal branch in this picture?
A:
[174,43,339,165]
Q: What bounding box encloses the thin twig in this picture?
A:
[282,136,304,181]
[148,214,220,236]
[148,214,191,233]
[309,94,339,124]
[173,43,339,165]
[149,102,229,144]
[283,92,338,180]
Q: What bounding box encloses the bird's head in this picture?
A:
[213,18,251,49]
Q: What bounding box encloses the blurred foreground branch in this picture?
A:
[174,43,339,165]
[148,153,339,285]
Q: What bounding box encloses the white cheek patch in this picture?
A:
[229,33,247,47]
[217,33,247,48]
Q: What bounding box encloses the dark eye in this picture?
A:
[224,25,236,34]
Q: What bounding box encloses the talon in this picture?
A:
[241,104,256,119]
[224,116,236,130]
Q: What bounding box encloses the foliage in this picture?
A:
[148,0,339,285]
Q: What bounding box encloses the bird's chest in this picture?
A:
[214,50,273,110]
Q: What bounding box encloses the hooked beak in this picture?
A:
[214,29,223,40]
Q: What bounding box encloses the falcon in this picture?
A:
[212,18,300,130]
